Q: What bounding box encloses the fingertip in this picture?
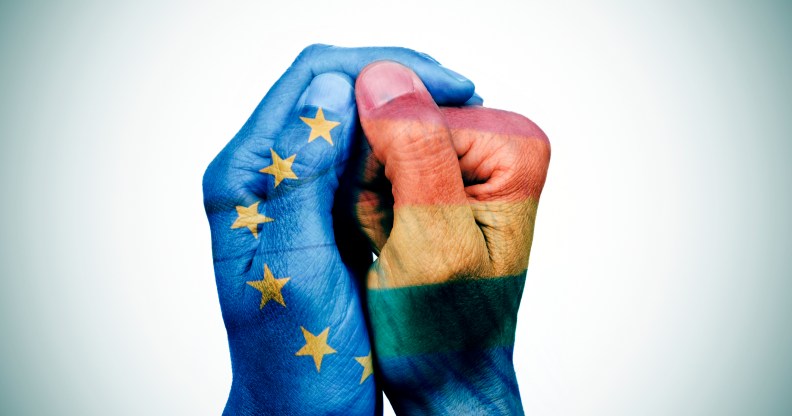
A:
[425,69,475,106]
[309,46,475,106]
[354,61,469,208]
[372,48,474,105]
[303,72,355,114]
[356,61,431,112]
[464,92,484,106]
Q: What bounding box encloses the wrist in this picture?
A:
[380,347,523,415]
[367,272,527,415]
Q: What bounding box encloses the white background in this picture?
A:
[1,1,791,415]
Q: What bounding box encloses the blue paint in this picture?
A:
[202,45,476,415]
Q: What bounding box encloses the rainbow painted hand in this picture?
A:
[345,61,550,415]
[202,45,477,415]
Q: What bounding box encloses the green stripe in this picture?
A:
[368,272,526,358]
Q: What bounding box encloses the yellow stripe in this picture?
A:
[367,198,540,289]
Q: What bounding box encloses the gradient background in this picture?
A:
[1,1,790,415]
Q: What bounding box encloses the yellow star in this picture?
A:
[300,107,340,145]
[295,326,337,372]
[259,149,298,187]
[246,264,290,309]
[230,202,273,239]
[355,351,374,384]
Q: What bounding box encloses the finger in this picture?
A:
[356,61,468,206]
[443,106,551,276]
[244,45,475,139]
[254,71,358,256]
[442,107,550,202]
[355,61,484,288]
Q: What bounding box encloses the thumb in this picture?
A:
[355,61,483,288]
[356,61,467,207]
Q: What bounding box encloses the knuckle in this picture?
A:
[294,43,333,65]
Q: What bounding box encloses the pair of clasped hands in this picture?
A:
[203,45,550,415]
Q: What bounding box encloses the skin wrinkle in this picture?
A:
[457,131,503,178]
[442,351,503,411]
[357,200,539,285]
[382,126,464,206]
[366,201,535,283]
[371,204,486,288]
[455,132,549,202]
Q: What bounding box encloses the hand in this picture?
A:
[348,61,550,414]
[202,46,476,415]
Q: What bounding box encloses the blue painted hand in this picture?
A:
[202,45,475,415]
